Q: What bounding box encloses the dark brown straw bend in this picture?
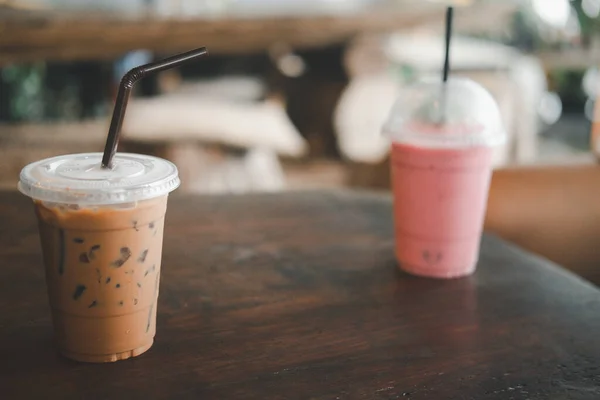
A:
[101,47,208,168]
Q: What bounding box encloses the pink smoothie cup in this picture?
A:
[382,77,505,279]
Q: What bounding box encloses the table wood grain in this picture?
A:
[1,189,600,399]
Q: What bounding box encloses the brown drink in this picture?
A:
[19,153,180,362]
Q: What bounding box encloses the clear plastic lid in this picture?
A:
[382,77,505,149]
[19,153,180,205]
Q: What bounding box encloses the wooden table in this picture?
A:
[0,1,517,65]
[2,189,600,399]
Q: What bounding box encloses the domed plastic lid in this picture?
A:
[19,153,180,205]
[382,77,505,149]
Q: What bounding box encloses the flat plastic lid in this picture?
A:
[382,77,506,149]
[19,153,180,205]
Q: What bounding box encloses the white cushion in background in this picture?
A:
[122,96,307,158]
[334,74,396,164]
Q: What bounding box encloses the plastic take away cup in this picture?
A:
[382,77,505,279]
[19,153,180,362]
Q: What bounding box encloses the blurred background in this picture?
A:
[0,0,599,194]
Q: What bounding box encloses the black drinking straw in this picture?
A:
[101,47,209,169]
[442,7,454,83]
[438,6,454,124]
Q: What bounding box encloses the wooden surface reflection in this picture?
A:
[1,190,599,399]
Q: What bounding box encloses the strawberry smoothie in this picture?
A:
[383,77,505,279]
[391,142,494,278]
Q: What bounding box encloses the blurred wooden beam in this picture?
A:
[0,1,517,65]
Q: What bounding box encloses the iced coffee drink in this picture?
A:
[19,153,179,362]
